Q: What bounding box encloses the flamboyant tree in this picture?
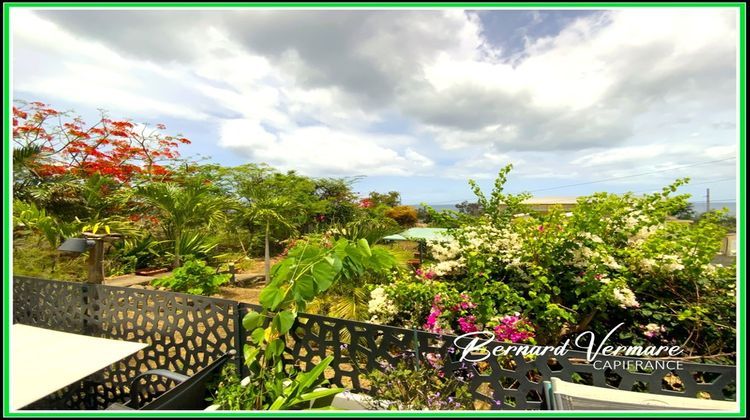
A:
[12,100,190,183]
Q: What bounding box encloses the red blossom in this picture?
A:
[13,100,189,183]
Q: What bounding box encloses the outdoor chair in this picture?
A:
[107,350,236,411]
[543,377,736,411]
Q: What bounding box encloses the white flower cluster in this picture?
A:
[627,225,661,246]
[579,232,604,244]
[701,263,719,278]
[461,225,524,263]
[602,255,623,271]
[326,227,348,236]
[622,209,653,230]
[661,255,685,272]
[431,259,466,276]
[571,245,599,268]
[570,243,622,272]
[613,287,639,309]
[426,224,525,276]
[643,323,666,337]
[639,258,657,273]
[367,287,398,324]
[428,237,461,261]
[637,254,684,274]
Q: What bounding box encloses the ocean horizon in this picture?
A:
[409,201,737,216]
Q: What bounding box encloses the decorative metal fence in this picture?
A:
[13,276,736,410]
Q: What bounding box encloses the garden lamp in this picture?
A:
[57,233,122,284]
[57,238,96,253]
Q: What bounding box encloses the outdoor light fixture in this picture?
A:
[57,238,96,253]
[57,233,123,284]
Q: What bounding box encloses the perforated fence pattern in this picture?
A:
[13,277,736,410]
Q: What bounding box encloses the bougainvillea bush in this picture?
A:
[368,165,735,361]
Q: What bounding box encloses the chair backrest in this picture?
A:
[547,377,736,411]
[139,352,235,411]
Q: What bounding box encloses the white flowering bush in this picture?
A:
[416,167,735,360]
[367,286,399,324]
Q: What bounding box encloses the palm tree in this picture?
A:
[242,194,297,284]
[136,181,228,268]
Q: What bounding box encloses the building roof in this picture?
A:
[383,227,450,242]
[520,196,580,205]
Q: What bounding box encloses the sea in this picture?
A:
[411,201,737,216]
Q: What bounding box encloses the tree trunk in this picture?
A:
[173,230,181,269]
[88,239,105,284]
[264,221,271,284]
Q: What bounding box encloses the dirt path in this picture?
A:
[216,285,264,304]
[104,271,171,287]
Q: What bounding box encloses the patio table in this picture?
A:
[10,323,148,410]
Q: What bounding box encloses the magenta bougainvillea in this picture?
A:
[492,314,536,343]
[423,293,481,335]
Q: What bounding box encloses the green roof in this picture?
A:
[382,227,450,242]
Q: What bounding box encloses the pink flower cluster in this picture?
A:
[424,293,480,334]
[415,268,436,280]
[451,293,477,312]
[457,315,478,333]
[423,295,444,333]
[493,314,535,343]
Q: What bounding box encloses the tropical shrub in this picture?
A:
[152,259,230,296]
[210,239,384,410]
[135,180,229,268]
[362,357,475,410]
[304,234,404,321]
[368,271,453,328]
[409,167,736,360]
[385,205,418,227]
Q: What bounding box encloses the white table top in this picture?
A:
[10,324,148,410]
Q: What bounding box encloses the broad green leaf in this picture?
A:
[272,310,296,335]
[243,344,259,363]
[311,261,337,292]
[266,338,285,358]
[297,355,334,392]
[251,327,266,344]
[242,310,263,331]
[271,258,294,281]
[294,275,315,300]
[269,396,287,410]
[298,387,345,403]
[259,285,285,310]
[357,238,372,256]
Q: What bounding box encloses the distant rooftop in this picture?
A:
[519,196,580,205]
[383,227,450,242]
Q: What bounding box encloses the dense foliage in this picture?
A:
[362,357,475,410]
[152,259,230,296]
[368,165,736,361]
[211,238,395,410]
[12,99,737,409]
[12,101,404,283]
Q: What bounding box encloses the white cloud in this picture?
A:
[11,8,738,199]
[11,9,212,121]
[571,145,668,167]
[219,121,427,176]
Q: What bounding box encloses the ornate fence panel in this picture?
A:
[13,276,88,334]
[13,277,240,410]
[237,304,737,410]
[14,277,737,411]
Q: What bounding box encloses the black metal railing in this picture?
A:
[12,276,736,410]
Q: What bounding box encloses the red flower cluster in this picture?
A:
[13,101,191,183]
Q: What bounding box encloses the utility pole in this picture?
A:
[706,188,710,214]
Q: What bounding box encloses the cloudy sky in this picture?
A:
[11,7,739,205]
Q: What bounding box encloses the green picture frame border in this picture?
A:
[2,2,745,417]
